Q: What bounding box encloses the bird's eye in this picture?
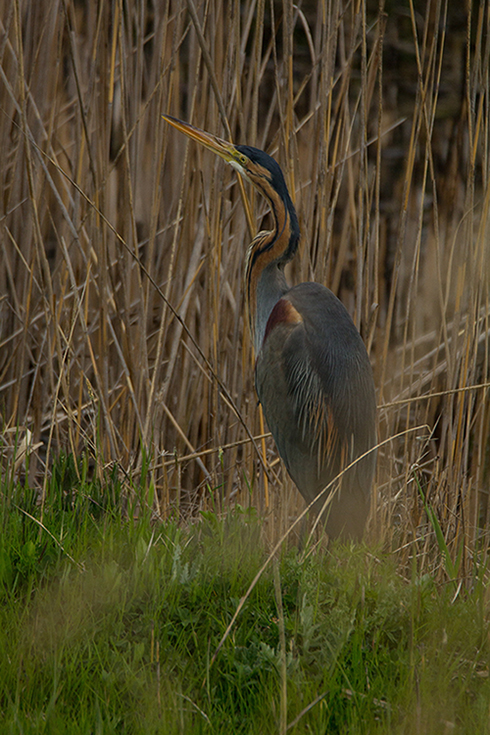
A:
[238,154,247,166]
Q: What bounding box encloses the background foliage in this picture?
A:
[1,0,490,572]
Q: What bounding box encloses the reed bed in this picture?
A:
[1,0,489,578]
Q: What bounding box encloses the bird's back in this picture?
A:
[255,282,377,540]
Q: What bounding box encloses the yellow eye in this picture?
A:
[238,154,247,166]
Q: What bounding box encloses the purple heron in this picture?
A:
[163,116,377,540]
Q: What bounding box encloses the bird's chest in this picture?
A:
[254,304,308,441]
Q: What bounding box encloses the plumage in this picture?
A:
[256,284,376,539]
[163,116,377,540]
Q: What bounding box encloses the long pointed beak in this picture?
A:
[163,115,237,164]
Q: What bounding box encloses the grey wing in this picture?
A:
[255,285,376,538]
[255,318,342,503]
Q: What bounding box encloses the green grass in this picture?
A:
[1,455,489,734]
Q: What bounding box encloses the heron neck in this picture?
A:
[253,263,289,351]
[246,190,299,353]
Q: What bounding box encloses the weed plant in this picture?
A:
[1,455,490,733]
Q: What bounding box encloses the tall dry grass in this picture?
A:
[1,0,489,575]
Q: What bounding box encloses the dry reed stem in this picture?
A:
[0,0,489,577]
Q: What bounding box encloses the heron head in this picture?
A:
[162,115,288,199]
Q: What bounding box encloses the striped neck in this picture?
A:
[245,184,300,352]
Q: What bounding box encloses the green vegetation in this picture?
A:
[1,454,489,734]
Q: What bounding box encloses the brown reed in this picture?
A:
[1,0,488,579]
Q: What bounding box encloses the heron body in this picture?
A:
[163,116,377,540]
